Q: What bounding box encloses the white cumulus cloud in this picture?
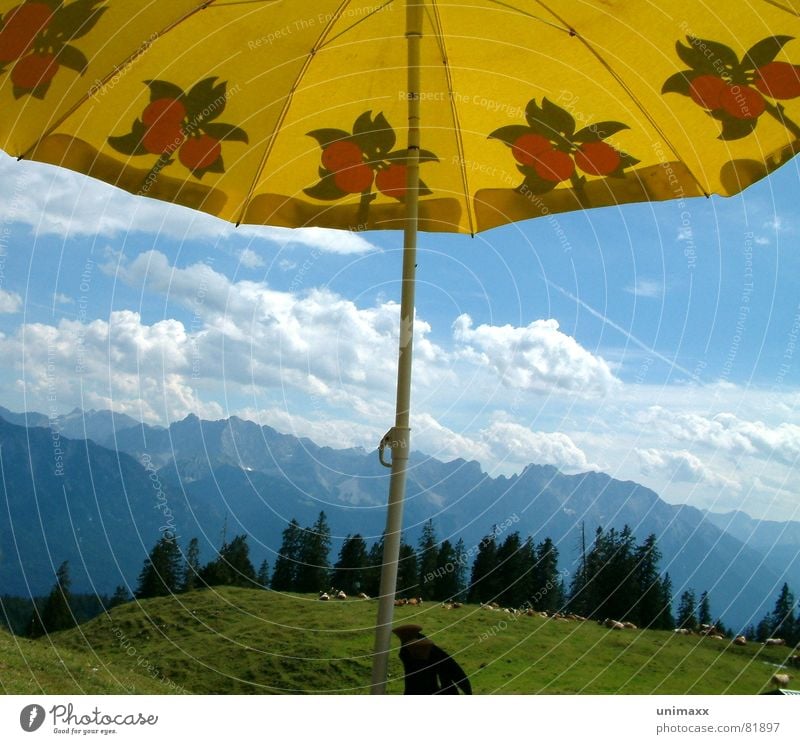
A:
[453,314,618,397]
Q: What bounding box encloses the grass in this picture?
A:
[4,588,796,694]
[0,626,166,694]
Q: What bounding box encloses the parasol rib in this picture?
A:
[234,0,355,226]
[533,0,710,198]
[428,0,476,235]
[18,1,216,160]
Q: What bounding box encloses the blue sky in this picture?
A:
[0,151,799,520]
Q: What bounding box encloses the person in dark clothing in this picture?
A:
[393,624,472,695]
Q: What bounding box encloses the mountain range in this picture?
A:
[0,406,797,631]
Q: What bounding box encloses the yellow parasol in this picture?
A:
[1,0,799,692]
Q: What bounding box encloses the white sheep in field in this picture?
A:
[318,592,330,601]
[765,638,786,646]
[336,590,347,600]
[733,635,747,646]
[771,673,791,689]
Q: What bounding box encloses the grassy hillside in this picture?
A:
[0,626,166,694]
[21,588,791,695]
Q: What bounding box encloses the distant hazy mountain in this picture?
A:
[0,408,796,631]
[0,405,143,444]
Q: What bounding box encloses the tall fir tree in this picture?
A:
[417,520,439,601]
[257,560,270,588]
[468,529,499,604]
[363,534,385,597]
[495,532,529,608]
[29,561,75,637]
[677,589,697,630]
[202,534,257,587]
[698,590,712,627]
[764,583,798,644]
[396,539,418,597]
[533,537,563,612]
[108,584,132,610]
[135,535,183,599]
[331,534,369,594]
[271,518,303,591]
[633,534,664,628]
[453,538,468,601]
[181,537,201,592]
[295,512,332,593]
[432,539,459,601]
[655,572,675,630]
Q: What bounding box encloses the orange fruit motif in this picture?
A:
[179,134,222,170]
[718,84,766,119]
[143,98,186,127]
[11,51,58,89]
[0,3,53,63]
[533,149,574,182]
[574,141,621,176]
[376,163,408,198]
[689,75,729,110]
[512,133,552,166]
[322,141,363,172]
[754,61,800,99]
[334,163,374,193]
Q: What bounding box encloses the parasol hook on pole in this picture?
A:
[369,0,424,694]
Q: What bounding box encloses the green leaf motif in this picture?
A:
[744,35,794,70]
[192,154,226,180]
[526,98,575,138]
[46,1,106,42]
[202,122,249,144]
[304,173,346,201]
[688,36,740,70]
[487,124,532,145]
[661,71,693,96]
[108,119,149,156]
[307,128,351,148]
[145,79,185,102]
[185,77,227,124]
[572,121,629,143]
[715,113,759,141]
[57,44,88,73]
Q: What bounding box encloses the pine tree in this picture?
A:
[181,537,201,592]
[417,520,439,601]
[677,589,697,630]
[363,534,385,597]
[496,532,528,608]
[331,534,369,595]
[203,534,257,587]
[135,535,183,598]
[633,534,664,628]
[655,572,675,630]
[108,585,132,609]
[257,560,270,588]
[29,561,75,637]
[468,529,499,604]
[768,583,798,644]
[533,537,563,612]
[295,512,332,593]
[432,539,459,601]
[396,539,419,598]
[698,590,712,627]
[453,538,468,601]
[271,519,303,591]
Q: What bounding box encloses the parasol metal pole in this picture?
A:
[370,0,423,695]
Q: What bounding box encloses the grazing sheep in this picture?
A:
[318,592,330,601]
[604,618,625,630]
[357,592,370,600]
[622,621,637,630]
[336,590,347,600]
[765,638,786,646]
[787,655,800,668]
[452,602,462,609]
[673,628,691,635]
[771,673,791,689]
[394,598,408,607]
[733,635,747,646]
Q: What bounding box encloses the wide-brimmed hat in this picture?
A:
[392,624,424,642]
